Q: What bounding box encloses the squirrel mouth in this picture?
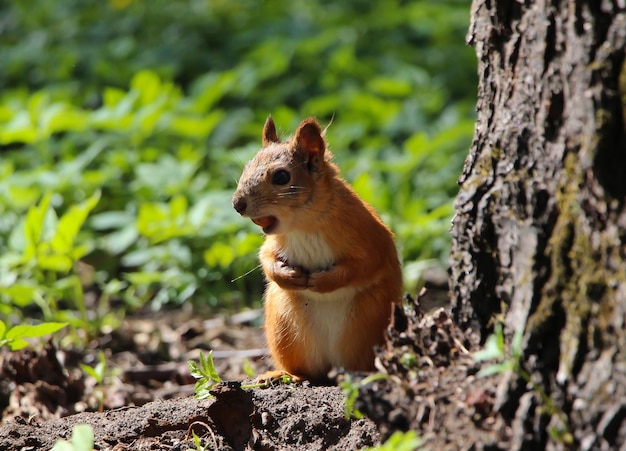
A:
[251,216,278,233]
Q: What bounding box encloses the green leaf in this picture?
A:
[511,326,524,360]
[71,243,91,261]
[136,202,168,239]
[23,193,53,259]
[89,211,135,230]
[50,441,74,451]
[101,225,138,255]
[51,191,101,255]
[367,76,413,98]
[472,331,504,362]
[136,101,165,135]
[51,424,94,451]
[242,359,256,379]
[169,111,224,139]
[5,322,68,341]
[0,283,39,307]
[37,253,73,272]
[102,87,127,108]
[363,429,422,451]
[169,195,188,219]
[477,361,515,378]
[7,185,41,210]
[124,271,164,285]
[200,350,222,383]
[131,70,163,106]
[80,363,101,381]
[190,71,237,112]
[192,430,202,448]
[0,321,6,340]
[1,111,38,144]
[194,379,212,400]
[40,103,88,135]
[80,352,109,383]
[203,242,235,268]
[188,351,222,400]
[188,360,202,379]
[7,338,30,351]
[136,196,195,243]
[71,424,95,451]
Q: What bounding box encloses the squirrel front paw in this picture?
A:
[305,267,337,292]
[271,261,309,290]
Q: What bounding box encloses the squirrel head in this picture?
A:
[232,116,336,234]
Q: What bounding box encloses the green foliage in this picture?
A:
[0,319,67,350]
[0,190,121,339]
[366,430,422,451]
[80,351,122,412]
[0,0,475,335]
[188,351,223,400]
[473,323,573,445]
[242,358,256,379]
[80,352,109,385]
[341,373,389,419]
[190,430,209,451]
[473,322,524,377]
[51,424,95,451]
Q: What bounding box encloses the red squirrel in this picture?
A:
[232,117,402,382]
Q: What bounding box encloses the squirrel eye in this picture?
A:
[272,169,291,185]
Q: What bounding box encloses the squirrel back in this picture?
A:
[233,117,402,382]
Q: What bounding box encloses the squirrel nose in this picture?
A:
[233,196,247,215]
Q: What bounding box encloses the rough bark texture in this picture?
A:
[450,0,626,449]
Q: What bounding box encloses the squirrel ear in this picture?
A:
[262,116,280,146]
[294,118,325,161]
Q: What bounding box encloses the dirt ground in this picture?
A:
[0,286,512,450]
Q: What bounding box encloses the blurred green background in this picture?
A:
[0,0,475,339]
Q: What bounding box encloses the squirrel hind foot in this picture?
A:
[257,369,335,386]
[256,370,303,386]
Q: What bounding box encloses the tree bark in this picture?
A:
[450,0,626,448]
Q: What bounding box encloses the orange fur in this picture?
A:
[233,117,403,382]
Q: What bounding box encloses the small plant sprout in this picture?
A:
[188,351,222,400]
[242,358,256,379]
[185,421,218,451]
[191,430,208,451]
[473,323,573,445]
[80,351,121,412]
[238,372,296,390]
[340,372,389,419]
[472,322,523,377]
[51,424,95,451]
[0,320,67,350]
[365,430,422,451]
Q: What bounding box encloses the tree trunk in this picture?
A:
[450,0,626,448]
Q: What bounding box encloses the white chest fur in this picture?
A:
[303,291,354,367]
[279,230,357,367]
[282,230,335,271]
